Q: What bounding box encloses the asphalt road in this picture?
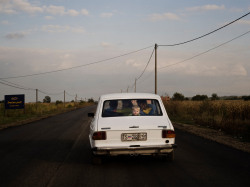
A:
[0,105,249,187]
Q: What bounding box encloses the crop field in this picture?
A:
[0,102,93,128]
[164,100,250,142]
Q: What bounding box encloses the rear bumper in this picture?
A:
[92,144,177,156]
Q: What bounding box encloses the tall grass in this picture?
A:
[0,102,93,126]
[164,100,250,142]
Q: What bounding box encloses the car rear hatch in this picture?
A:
[95,116,174,148]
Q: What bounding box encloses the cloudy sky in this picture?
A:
[0,0,250,102]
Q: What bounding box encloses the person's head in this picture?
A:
[122,100,132,108]
[137,100,147,110]
[132,105,140,116]
[109,100,118,109]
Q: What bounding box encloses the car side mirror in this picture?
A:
[88,113,94,117]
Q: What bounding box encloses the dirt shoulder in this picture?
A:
[173,122,250,154]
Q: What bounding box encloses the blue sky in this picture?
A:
[0,0,250,102]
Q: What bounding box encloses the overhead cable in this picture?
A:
[65,91,76,97]
[0,45,154,80]
[129,48,155,91]
[38,89,64,96]
[0,80,35,91]
[134,29,250,88]
[137,48,155,81]
[159,11,250,47]
[159,30,250,70]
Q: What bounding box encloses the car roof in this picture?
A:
[100,93,161,100]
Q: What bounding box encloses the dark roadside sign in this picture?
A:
[4,94,25,109]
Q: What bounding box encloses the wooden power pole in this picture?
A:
[155,43,158,94]
[134,78,137,93]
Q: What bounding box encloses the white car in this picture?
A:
[88,93,176,163]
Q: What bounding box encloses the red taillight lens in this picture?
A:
[162,130,176,138]
[92,131,107,140]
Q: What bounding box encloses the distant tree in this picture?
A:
[43,96,51,103]
[211,93,219,100]
[172,92,185,101]
[192,94,208,101]
[88,98,94,103]
[55,100,63,105]
[242,95,250,101]
[80,100,86,104]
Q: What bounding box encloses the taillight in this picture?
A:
[162,130,176,138]
[92,131,107,140]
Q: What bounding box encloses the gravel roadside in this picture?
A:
[173,122,250,154]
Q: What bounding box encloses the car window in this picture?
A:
[102,99,163,117]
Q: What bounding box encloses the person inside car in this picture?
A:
[137,100,154,115]
[131,105,140,116]
[103,100,118,117]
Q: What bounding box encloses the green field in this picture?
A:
[0,102,93,129]
[164,100,250,142]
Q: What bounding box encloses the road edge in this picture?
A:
[173,122,250,154]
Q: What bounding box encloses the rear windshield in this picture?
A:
[102,99,163,117]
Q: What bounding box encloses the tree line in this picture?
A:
[171,92,250,101]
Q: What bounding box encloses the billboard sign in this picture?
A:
[5,94,25,109]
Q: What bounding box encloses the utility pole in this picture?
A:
[155,43,158,94]
[64,90,65,107]
[134,78,137,93]
[36,89,38,103]
[36,89,38,110]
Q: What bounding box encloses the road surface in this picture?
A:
[0,105,249,187]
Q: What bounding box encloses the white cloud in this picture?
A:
[1,20,9,25]
[101,12,113,18]
[81,9,89,16]
[44,16,54,20]
[0,1,89,17]
[5,32,26,39]
[13,0,43,13]
[42,25,85,33]
[45,5,65,15]
[149,12,181,21]
[160,60,247,77]
[100,42,112,47]
[238,20,250,25]
[67,9,79,16]
[126,59,141,68]
[0,0,43,14]
[187,4,225,11]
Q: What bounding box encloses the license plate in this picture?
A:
[121,133,147,141]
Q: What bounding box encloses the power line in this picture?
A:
[158,30,250,70]
[65,91,75,97]
[0,79,66,96]
[129,48,155,91]
[0,45,154,80]
[159,11,250,47]
[137,48,155,80]
[0,80,35,91]
[38,89,64,96]
[134,29,250,91]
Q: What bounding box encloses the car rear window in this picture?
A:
[102,99,163,117]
